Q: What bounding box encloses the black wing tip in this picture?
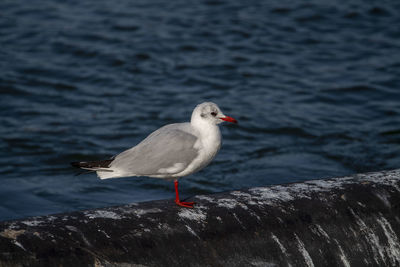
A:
[71,161,83,168]
[70,159,113,169]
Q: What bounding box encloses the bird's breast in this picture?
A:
[195,126,221,164]
[175,124,222,177]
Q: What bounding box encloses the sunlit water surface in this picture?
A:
[1,0,400,221]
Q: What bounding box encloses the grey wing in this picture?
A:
[111,124,199,177]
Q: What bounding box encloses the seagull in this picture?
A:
[71,102,237,208]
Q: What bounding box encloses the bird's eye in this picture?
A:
[211,112,217,117]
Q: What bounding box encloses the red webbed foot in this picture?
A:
[175,200,195,208]
[174,179,195,208]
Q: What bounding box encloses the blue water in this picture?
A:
[1,0,400,221]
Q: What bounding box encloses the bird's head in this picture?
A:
[192,102,237,125]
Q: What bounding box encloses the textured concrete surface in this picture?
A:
[1,169,400,266]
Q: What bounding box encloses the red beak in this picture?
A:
[220,116,238,124]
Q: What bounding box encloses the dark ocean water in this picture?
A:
[1,0,400,221]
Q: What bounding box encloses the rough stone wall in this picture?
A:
[1,169,400,266]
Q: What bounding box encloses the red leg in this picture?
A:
[174,179,195,208]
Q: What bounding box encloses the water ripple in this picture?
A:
[1,0,400,221]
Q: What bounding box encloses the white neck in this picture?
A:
[183,108,223,175]
[191,115,217,134]
[191,116,221,151]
